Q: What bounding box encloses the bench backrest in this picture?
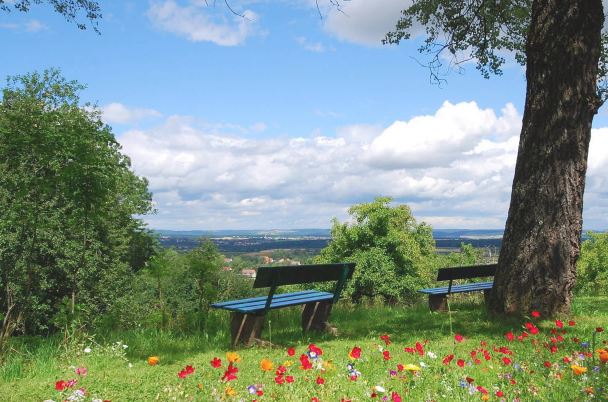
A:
[436,264,497,281]
[253,263,355,314]
[437,263,496,294]
[253,263,355,288]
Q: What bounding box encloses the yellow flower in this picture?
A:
[226,351,241,363]
[224,386,237,397]
[260,358,274,371]
[147,356,160,366]
[402,364,421,372]
[283,360,293,367]
[570,364,587,375]
[481,394,490,401]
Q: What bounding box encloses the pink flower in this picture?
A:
[75,367,87,376]
[531,311,540,318]
[454,334,464,343]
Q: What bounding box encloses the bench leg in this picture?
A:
[302,300,336,334]
[230,312,264,348]
[428,295,448,312]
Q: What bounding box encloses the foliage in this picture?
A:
[100,242,257,333]
[383,0,607,97]
[317,197,436,303]
[576,232,608,295]
[0,69,153,336]
[0,0,101,32]
[437,243,485,267]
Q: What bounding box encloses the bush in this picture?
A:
[576,231,608,295]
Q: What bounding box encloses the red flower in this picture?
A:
[286,375,294,383]
[544,361,551,368]
[555,320,564,329]
[391,391,402,402]
[55,380,67,391]
[404,347,414,354]
[210,357,222,368]
[457,359,465,367]
[505,331,514,341]
[454,333,464,343]
[349,346,362,359]
[274,375,285,385]
[502,357,512,365]
[466,376,475,384]
[531,311,540,318]
[311,398,319,402]
[380,334,391,346]
[397,364,404,372]
[315,376,325,385]
[382,350,391,360]
[178,365,194,378]
[309,344,323,356]
[276,365,287,375]
[568,320,576,326]
[442,354,454,365]
[287,347,295,357]
[477,386,488,394]
[300,354,313,370]
[221,362,238,382]
[496,390,504,397]
[597,327,604,333]
[550,345,558,353]
[415,342,424,356]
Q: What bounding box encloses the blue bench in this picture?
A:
[418,264,496,311]
[211,263,355,347]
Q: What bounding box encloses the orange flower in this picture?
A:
[260,358,274,371]
[226,351,241,363]
[598,349,608,364]
[570,364,587,375]
[147,356,160,366]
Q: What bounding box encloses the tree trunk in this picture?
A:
[489,0,604,317]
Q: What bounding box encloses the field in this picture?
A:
[1,296,606,401]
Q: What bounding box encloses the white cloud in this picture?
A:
[316,0,416,46]
[0,19,47,32]
[147,0,258,46]
[295,36,328,52]
[101,103,162,124]
[116,102,608,230]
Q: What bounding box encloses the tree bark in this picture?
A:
[489,0,604,317]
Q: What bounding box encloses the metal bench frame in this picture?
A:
[418,264,497,311]
[211,263,355,347]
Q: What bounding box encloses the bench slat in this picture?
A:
[418,281,493,295]
[211,290,318,309]
[212,291,334,313]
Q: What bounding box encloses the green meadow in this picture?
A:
[1,296,606,401]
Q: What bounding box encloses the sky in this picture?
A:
[1,0,608,231]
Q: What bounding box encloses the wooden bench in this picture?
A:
[211,263,355,347]
[418,264,497,311]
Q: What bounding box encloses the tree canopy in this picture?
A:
[0,69,153,334]
[317,197,436,303]
[0,0,101,32]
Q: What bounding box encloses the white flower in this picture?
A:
[123,344,128,349]
[128,362,133,368]
[373,385,386,393]
[83,347,91,354]
[427,351,437,359]
[420,361,427,368]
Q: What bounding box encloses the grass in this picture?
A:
[1,295,606,401]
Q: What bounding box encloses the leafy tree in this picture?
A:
[576,232,608,295]
[317,197,436,303]
[0,69,153,336]
[185,238,223,330]
[384,0,606,316]
[0,0,101,32]
[438,243,484,267]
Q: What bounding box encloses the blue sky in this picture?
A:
[2,0,608,230]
